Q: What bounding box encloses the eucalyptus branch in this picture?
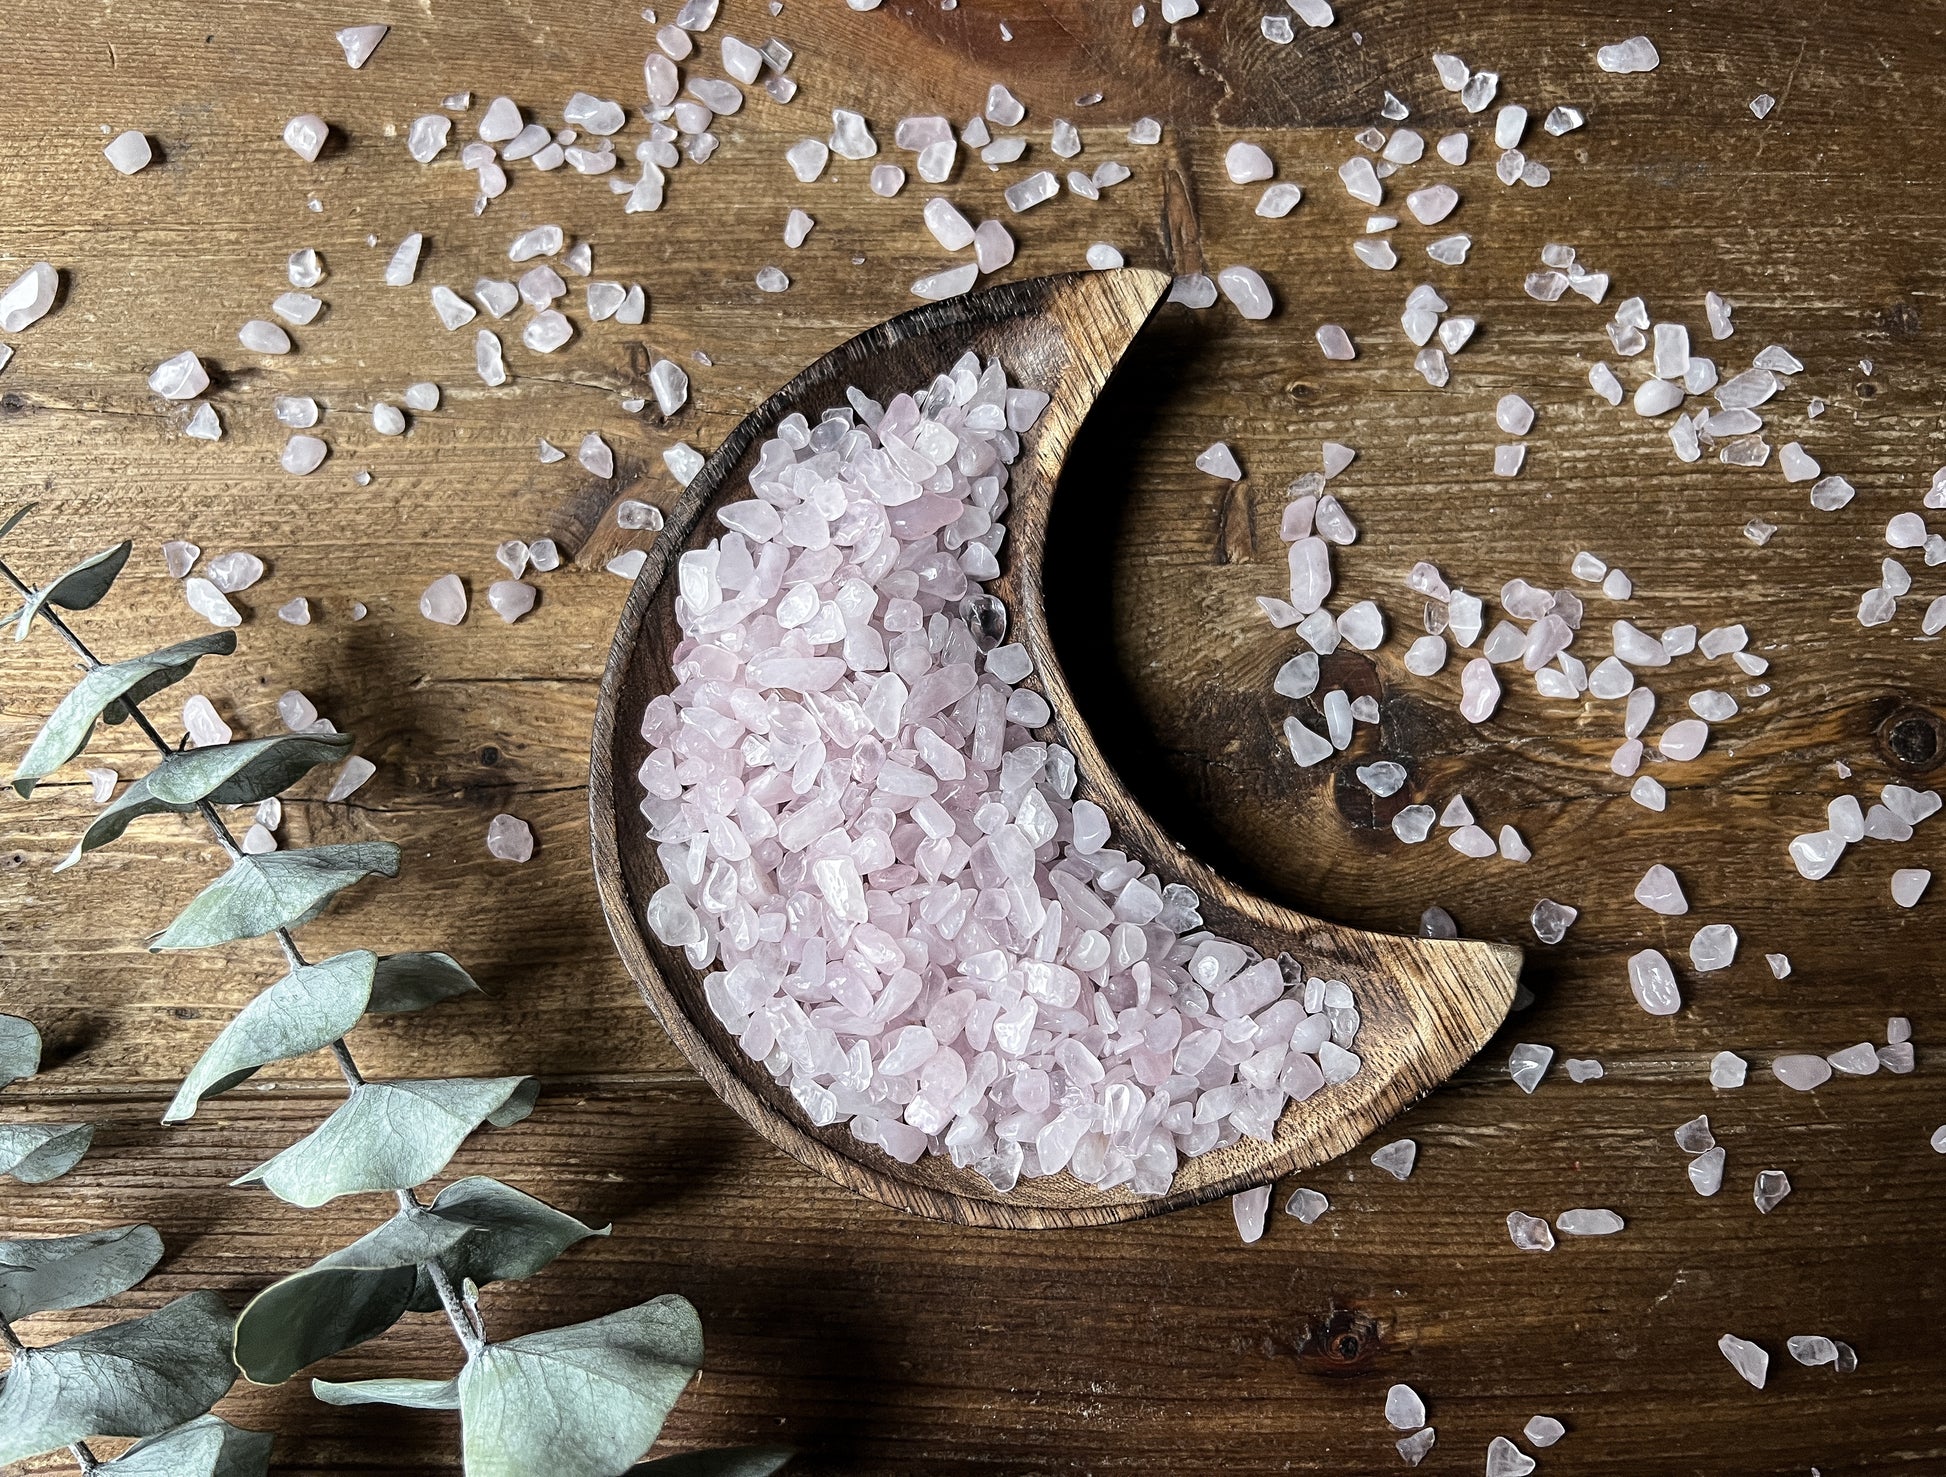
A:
[4,525,778,1476]
[0,550,485,1358]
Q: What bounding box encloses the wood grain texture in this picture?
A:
[593,266,1522,1227]
[1,0,1943,1471]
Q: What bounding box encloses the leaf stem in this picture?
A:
[0,1309,24,1355]
[4,554,487,1374]
[69,1442,101,1475]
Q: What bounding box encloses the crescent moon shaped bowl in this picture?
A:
[590,268,1521,1229]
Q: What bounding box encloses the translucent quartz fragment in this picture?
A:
[1675,1114,1715,1154]
[1397,1428,1436,1467]
[1597,35,1660,72]
[1779,442,1819,482]
[1629,949,1681,1015]
[1659,719,1709,761]
[1525,1415,1566,1447]
[1508,1043,1552,1093]
[1392,805,1436,843]
[477,330,508,386]
[1496,394,1535,435]
[1004,171,1059,212]
[162,540,200,578]
[1632,775,1666,810]
[1892,867,1930,907]
[206,551,264,593]
[1557,1208,1623,1235]
[1828,1042,1879,1075]
[1772,1054,1832,1090]
[577,432,615,478]
[1316,324,1355,359]
[283,114,329,161]
[1460,71,1498,113]
[786,138,830,181]
[1531,899,1577,944]
[1710,1051,1747,1088]
[104,130,153,175]
[1232,1184,1272,1243]
[1385,1384,1425,1431]
[149,351,209,400]
[1218,266,1273,320]
[385,233,423,287]
[183,404,221,441]
[1450,824,1496,858]
[1719,1333,1767,1388]
[1225,141,1274,183]
[1634,377,1684,416]
[184,578,240,628]
[1690,923,1737,972]
[1404,635,1446,676]
[1436,131,1467,165]
[1195,442,1242,479]
[1337,600,1384,650]
[281,435,327,475]
[486,813,535,861]
[488,579,537,622]
[1506,1212,1554,1252]
[1634,864,1688,915]
[419,573,467,625]
[1352,762,1407,799]
[1459,658,1500,722]
[1789,831,1844,880]
[1564,1058,1603,1082]
[1753,1168,1791,1214]
[1789,1335,1837,1367]
[1688,1145,1725,1195]
[912,263,978,301]
[1370,1139,1416,1179]
[1494,444,1526,478]
[408,114,452,163]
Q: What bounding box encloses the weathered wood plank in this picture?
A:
[3,0,1944,1470]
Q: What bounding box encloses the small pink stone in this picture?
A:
[486,813,535,861]
[420,573,467,625]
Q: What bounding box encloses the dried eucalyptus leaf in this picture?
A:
[0,1290,239,1466]
[166,951,378,1122]
[406,1177,609,1312]
[0,502,36,542]
[0,1012,41,1087]
[310,1375,462,1410]
[232,1076,538,1207]
[150,843,400,951]
[0,1224,163,1321]
[0,1122,95,1182]
[97,1414,275,1477]
[369,951,482,1013]
[55,776,178,872]
[14,541,134,641]
[627,1447,794,1477]
[234,1205,475,1384]
[146,732,356,807]
[457,1295,704,1477]
[13,632,237,797]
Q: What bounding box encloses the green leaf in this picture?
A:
[0,1224,164,1322]
[0,1122,94,1182]
[233,1076,539,1208]
[165,951,377,1123]
[150,843,400,951]
[369,951,482,1014]
[145,732,356,807]
[234,1205,474,1385]
[457,1296,704,1477]
[12,632,237,797]
[57,734,355,873]
[627,1448,794,1477]
[98,1414,274,1477]
[406,1177,608,1313]
[0,1290,238,1466]
[0,1012,41,1087]
[310,1375,461,1410]
[0,501,35,542]
[14,541,133,641]
[54,775,178,872]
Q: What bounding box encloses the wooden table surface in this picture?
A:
[3,0,1943,1471]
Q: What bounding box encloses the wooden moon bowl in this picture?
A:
[590,268,1522,1230]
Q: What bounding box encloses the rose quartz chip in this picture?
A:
[283,114,329,161]
[1659,719,1709,760]
[1232,1184,1271,1243]
[1459,658,1500,722]
[419,573,467,625]
[486,813,535,862]
[488,580,537,622]
[1628,949,1681,1015]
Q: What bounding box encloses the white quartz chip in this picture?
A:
[1719,1334,1768,1388]
[283,114,329,161]
[104,131,153,175]
[419,573,467,625]
[1597,35,1660,73]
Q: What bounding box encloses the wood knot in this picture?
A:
[1293,1305,1382,1376]
[1877,705,1945,775]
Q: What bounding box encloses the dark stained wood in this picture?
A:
[592,266,1521,1228]
[2,0,1945,1471]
